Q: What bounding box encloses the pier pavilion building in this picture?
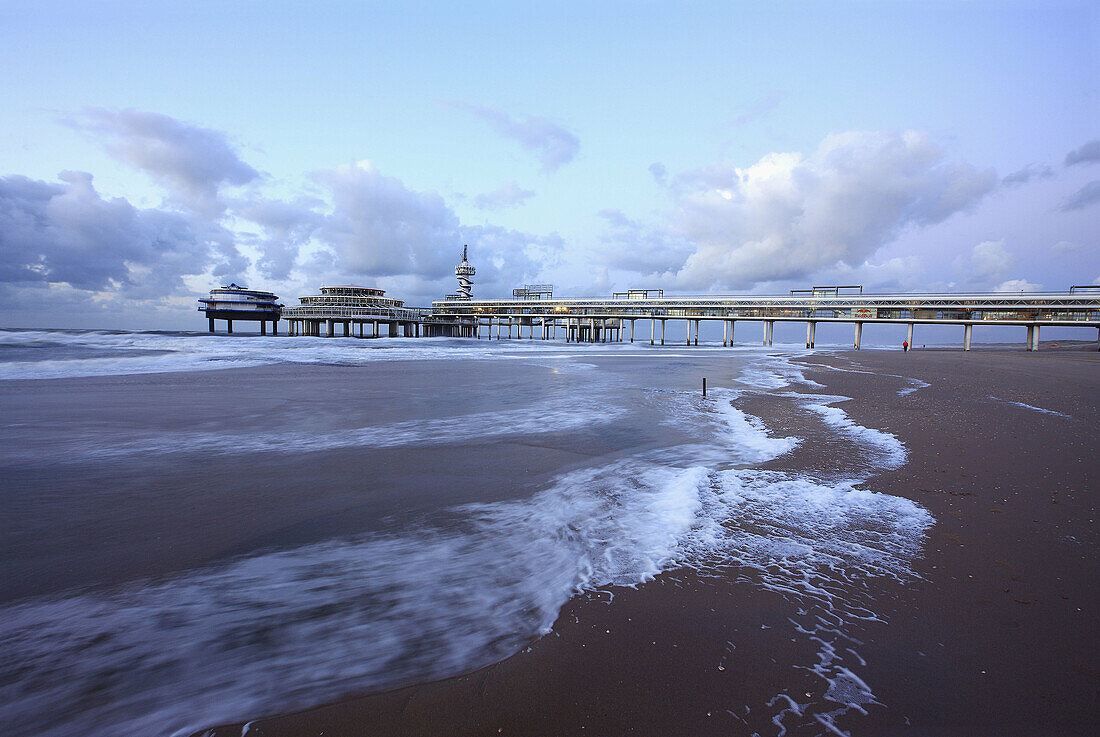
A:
[198,284,282,334]
[282,285,430,337]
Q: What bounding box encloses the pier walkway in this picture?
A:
[428,288,1100,351]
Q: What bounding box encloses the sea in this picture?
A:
[0,328,934,736]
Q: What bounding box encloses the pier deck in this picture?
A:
[428,290,1100,351]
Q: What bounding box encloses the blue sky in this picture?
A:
[1,0,1096,329]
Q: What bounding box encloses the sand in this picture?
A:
[202,347,1099,737]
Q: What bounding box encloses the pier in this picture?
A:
[280,285,478,338]
[198,284,282,335]
[213,249,1100,351]
[429,284,1100,351]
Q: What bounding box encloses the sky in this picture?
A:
[0,0,1097,330]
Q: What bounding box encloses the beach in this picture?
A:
[209,347,1099,737]
[0,331,1096,736]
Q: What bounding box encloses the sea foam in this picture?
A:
[0,345,933,737]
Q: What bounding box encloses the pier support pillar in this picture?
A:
[806,321,816,349]
[326,319,334,337]
[650,317,655,345]
[227,319,233,334]
[208,317,215,333]
[729,321,735,346]
[1031,324,1040,352]
[854,322,863,350]
[906,323,914,350]
[272,321,277,337]
[687,320,692,346]
[630,319,635,343]
[260,321,266,336]
[661,320,666,345]
[693,319,700,346]
[723,320,728,347]
[964,323,973,351]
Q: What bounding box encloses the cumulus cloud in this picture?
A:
[474,180,535,210]
[74,108,259,215]
[310,161,561,291]
[447,102,579,172]
[1002,163,1054,186]
[1060,180,1100,211]
[0,171,242,295]
[458,224,564,296]
[1064,139,1100,167]
[669,130,997,288]
[313,161,460,278]
[994,278,1042,292]
[969,240,1013,281]
[597,209,694,277]
[234,197,324,280]
[1051,240,1079,254]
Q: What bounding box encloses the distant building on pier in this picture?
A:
[198,284,282,335]
[282,285,424,337]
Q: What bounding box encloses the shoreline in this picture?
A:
[202,348,1098,736]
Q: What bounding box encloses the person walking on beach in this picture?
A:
[903,340,909,352]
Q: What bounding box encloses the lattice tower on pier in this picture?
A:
[455,245,475,300]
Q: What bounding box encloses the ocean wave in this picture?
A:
[0,350,932,737]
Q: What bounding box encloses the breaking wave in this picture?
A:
[0,350,932,737]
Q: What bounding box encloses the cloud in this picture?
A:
[1051,240,1079,255]
[1064,139,1100,167]
[74,109,259,215]
[234,197,324,280]
[969,240,1012,280]
[313,161,460,278]
[597,209,694,277]
[668,130,997,288]
[0,171,242,295]
[649,163,668,187]
[1060,180,1100,211]
[1002,163,1054,186]
[474,180,535,210]
[727,89,787,128]
[447,102,579,172]
[458,224,564,296]
[311,161,561,291]
[994,278,1042,292]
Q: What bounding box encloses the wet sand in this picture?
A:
[206,347,1099,737]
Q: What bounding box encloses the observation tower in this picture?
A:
[454,245,475,300]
